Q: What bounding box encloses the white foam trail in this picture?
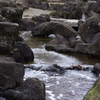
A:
[32,48,82,66]
[46,91,56,100]
[20,31,32,40]
[57,94,63,99]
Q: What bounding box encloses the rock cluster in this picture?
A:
[0,0,45,100]
[0,0,99,99]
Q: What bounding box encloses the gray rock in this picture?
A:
[50,1,84,19]
[32,21,77,38]
[92,63,100,76]
[0,74,16,91]
[3,78,45,100]
[32,14,50,24]
[75,43,89,54]
[0,62,24,86]
[78,16,100,43]
[86,2,100,17]
[87,33,100,57]
[13,41,34,63]
[40,64,65,75]
[68,39,83,48]
[45,34,68,52]
[0,22,19,55]
[0,22,19,36]
[1,7,23,22]
[19,18,36,31]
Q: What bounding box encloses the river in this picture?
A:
[20,31,99,100]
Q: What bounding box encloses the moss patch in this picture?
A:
[83,78,100,100]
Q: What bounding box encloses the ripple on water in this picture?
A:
[32,48,82,66]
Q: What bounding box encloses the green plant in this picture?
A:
[13,48,18,51]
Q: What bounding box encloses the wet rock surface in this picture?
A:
[3,78,45,100]
[32,21,77,38]
[32,14,50,24]
[86,2,100,17]
[1,7,23,22]
[12,41,34,63]
[0,62,24,86]
[19,18,36,31]
[87,32,100,57]
[92,63,100,76]
[0,22,19,55]
[83,77,100,100]
[0,74,16,91]
[78,16,100,43]
[49,1,84,19]
[45,34,68,52]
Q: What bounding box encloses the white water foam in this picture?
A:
[46,91,56,100]
[20,31,32,40]
[32,48,82,66]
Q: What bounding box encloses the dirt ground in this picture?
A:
[22,8,52,19]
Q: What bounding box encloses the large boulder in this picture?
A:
[3,78,45,100]
[45,34,68,52]
[50,1,84,19]
[0,74,16,91]
[62,1,84,19]
[0,61,24,86]
[31,14,50,24]
[19,18,36,31]
[0,22,19,37]
[87,33,100,57]
[68,39,83,48]
[78,16,100,43]
[86,2,100,17]
[83,77,100,100]
[13,41,34,63]
[1,7,23,22]
[0,22,19,55]
[32,21,77,38]
[75,43,89,54]
[92,63,100,76]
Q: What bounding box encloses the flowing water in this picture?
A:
[20,31,99,100]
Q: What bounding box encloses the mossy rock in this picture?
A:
[83,77,100,100]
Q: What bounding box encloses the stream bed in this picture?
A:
[20,31,99,100]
